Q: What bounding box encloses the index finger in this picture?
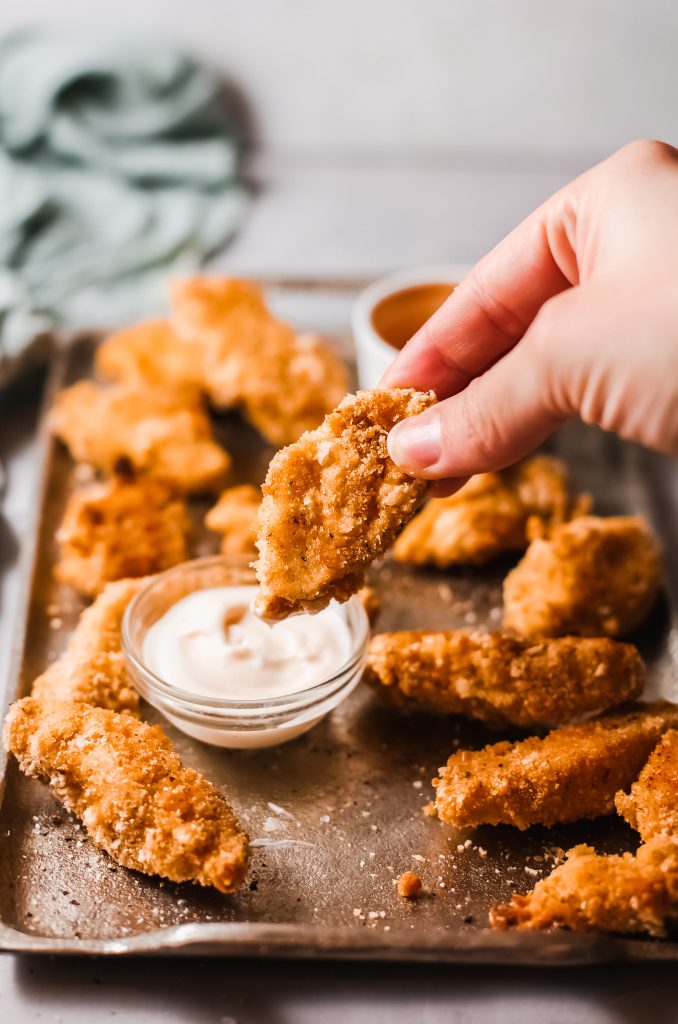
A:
[381,191,578,397]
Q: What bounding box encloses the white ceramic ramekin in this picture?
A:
[352,264,470,389]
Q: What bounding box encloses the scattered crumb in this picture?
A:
[397,871,423,898]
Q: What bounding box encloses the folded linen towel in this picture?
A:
[0,29,246,359]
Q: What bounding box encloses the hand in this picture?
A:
[384,140,678,492]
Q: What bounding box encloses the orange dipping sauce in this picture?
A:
[371,282,456,350]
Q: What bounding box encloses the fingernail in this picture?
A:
[388,414,442,472]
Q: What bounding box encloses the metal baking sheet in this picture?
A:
[1,279,677,962]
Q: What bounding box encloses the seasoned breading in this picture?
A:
[393,455,589,566]
[95,320,202,395]
[434,703,678,830]
[55,474,190,596]
[490,838,678,937]
[615,729,678,841]
[364,631,645,729]
[253,388,436,620]
[52,381,230,493]
[3,698,249,894]
[32,578,149,713]
[205,484,261,558]
[503,515,662,638]
[170,277,348,445]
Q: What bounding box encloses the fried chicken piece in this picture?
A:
[55,474,190,596]
[170,277,348,445]
[32,578,149,713]
[434,702,678,830]
[95,320,202,395]
[393,455,589,566]
[3,698,249,893]
[364,631,645,729]
[253,388,436,619]
[52,381,230,493]
[503,515,662,639]
[615,730,678,841]
[205,484,261,558]
[490,838,678,937]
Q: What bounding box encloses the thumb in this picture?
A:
[387,289,583,479]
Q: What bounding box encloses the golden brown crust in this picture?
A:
[434,703,678,830]
[52,381,230,493]
[95,320,202,395]
[615,729,678,842]
[397,871,423,898]
[364,631,645,729]
[253,388,436,619]
[170,277,348,445]
[490,839,678,937]
[503,515,662,638]
[393,456,589,567]
[32,577,149,713]
[205,484,261,558]
[55,474,190,596]
[3,698,249,893]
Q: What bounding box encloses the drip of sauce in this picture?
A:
[142,585,352,700]
[371,282,455,350]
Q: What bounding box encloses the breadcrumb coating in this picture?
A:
[52,381,230,493]
[95,320,202,396]
[32,577,149,713]
[397,871,423,898]
[364,631,645,728]
[170,277,348,445]
[615,729,678,842]
[490,839,678,937]
[434,703,678,830]
[394,455,589,566]
[55,474,190,596]
[205,484,261,558]
[503,515,662,638]
[253,388,436,619]
[3,698,249,894]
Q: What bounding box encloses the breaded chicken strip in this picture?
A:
[492,732,678,935]
[32,577,149,713]
[490,839,678,937]
[52,381,230,493]
[434,703,678,830]
[503,515,662,638]
[253,388,436,619]
[171,277,348,445]
[615,729,678,841]
[393,456,589,567]
[95,320,202,395]
[3,698,249,893]
[56,474,190,596]
[364,631,645,729]
[205,484,261,558]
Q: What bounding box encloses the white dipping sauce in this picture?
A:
[143,585,352,700]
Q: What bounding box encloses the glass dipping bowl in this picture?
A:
[122,556,371,749]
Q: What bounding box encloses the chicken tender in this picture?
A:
[490,839,678,937]
[3,698,249,894]
[32,577,149,713]
[393,456,589,567]
[253,388,436,619]
[171,277,348,445]
[364,631,645,729]
[434,702,678,830]
[95,320,202,395]
[52,381,230,493]
[503,515,662,638]
[205,484,261,558]
[55,474,190,596]
[615,729,678,841]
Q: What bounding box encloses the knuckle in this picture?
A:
[617,138,678,167]
[458,379,503,466]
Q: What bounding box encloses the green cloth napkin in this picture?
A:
[0,30,247,358]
